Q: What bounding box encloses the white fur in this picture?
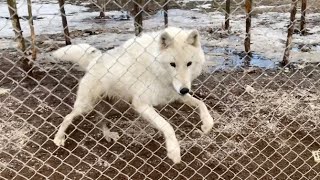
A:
[52,43,102,70]
[52,27,214,164]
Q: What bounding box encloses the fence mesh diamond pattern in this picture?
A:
[1,0,320,179]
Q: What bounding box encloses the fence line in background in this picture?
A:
[4,0,311,67]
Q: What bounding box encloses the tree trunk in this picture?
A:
[98,0,105,18]
[282,0,297,66]
[163,0,168,28]
[27,0,37,60]
[6,0,26,52]
[300,0,307,35]
[244,0,252,66]
[225,0,230,30]
[7,0,33,72]
[58,0,71,45]
[133,0,143,36]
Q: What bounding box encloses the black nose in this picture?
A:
[180,88,189,95]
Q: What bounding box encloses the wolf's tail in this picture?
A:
[52,44,102,70]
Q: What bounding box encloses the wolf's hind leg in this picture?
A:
[54,76,103,146]
[132,97,181,164]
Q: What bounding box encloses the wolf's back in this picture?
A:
[52,44,102,70]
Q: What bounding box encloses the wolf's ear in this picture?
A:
[186,30,200,47]
[159,31,173,49]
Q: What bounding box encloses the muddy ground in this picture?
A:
[1,50,320,179]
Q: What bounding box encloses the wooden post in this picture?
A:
[7,0,33,72]
[6,0,26,52]
[282,0,297,66]
[300,0,307,35]
[244,0,252,66]
[163,0,168,28]
[27,0,36,60]
[225,0,230,30]
[58,0,71,45]
[98,0,106,18]
[133,0,143,36]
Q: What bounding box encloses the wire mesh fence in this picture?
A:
[1,0,320,179]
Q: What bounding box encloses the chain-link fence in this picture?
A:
[1,0,320,179]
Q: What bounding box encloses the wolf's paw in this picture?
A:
[166,140,181,164]
[201,115,214,134]
[54,134,66,146]
[102,125,120,142]
[167,147,181,164]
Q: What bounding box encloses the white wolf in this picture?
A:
[52,27,214,164]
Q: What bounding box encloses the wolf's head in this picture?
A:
[157,27,205,96]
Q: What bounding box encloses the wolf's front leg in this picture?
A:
[180,94,214,134]
[132,98,181,164]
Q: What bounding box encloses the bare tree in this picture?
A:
[133,0,144,36]
[300,0,307,35]
[163,0,169,28]
[282,0,297,66]
[225,0,230,30]
[58,0,71,45]
[244,0,252,66]
[27,0,37,60]
[6,0,26,52]
[7,0,34,72]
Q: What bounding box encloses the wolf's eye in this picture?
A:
[187,62,192,67]
[170,62,176,68]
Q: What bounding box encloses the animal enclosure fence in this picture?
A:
[1,0,320,179]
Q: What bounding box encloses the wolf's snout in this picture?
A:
[179,88,189,95]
